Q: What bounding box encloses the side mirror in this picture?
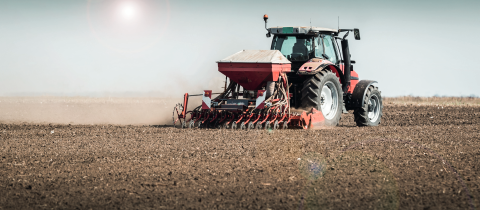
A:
[354,28,361,40]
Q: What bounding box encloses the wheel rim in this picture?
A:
[368,94,380,123]
[320,81,339,120]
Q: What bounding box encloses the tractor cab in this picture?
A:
[268,26,339,70]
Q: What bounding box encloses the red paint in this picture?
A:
[251,113,262,124]
[288,108,325,129]
[235,115,244,124]
[218,63,291,90]
[243,113,254,124]
[339,64,361,94]
[348,70,359,94]
[309,108,325,129]
[328,65,341,81]
[181,93,189,118]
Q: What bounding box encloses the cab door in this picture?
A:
[322,34,338,64]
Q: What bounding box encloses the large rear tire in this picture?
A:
[354,86,383,126]
[301,70,343,126]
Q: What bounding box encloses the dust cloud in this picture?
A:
[0,73,224,125]
[0,97,201,125]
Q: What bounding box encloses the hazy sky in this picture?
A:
[1,0,479,97]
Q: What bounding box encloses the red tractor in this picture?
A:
[173,15,382,129]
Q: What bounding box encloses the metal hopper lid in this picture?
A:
[217,50,291,64]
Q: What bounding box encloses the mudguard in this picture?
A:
[297,58,345,87]
[348,80,377,108]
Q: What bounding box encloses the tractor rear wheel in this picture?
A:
[354,86,383,126]
[301,70,343,126]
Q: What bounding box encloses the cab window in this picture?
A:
[314,36,324,58]
[271,35,313,61]
[323,35,338,64]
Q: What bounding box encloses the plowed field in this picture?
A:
[1,103,479,209]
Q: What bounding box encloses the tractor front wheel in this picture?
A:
[354,86,383,126]
[301,70,343,126]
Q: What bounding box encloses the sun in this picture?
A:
[119,2,138,21]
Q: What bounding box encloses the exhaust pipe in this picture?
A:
[341,39,351,93]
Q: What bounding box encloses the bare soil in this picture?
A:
[384,96,480,106]
[0,102,479,209]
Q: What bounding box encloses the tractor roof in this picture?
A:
[268,26,337,35]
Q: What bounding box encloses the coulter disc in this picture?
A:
[273,120,280,130]
[172,103,184,128]
[247,122,255,130]
[240,122,247,130]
